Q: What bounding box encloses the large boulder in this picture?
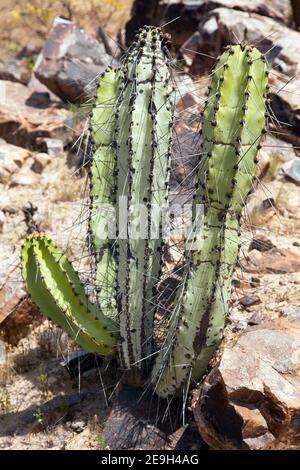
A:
[126,0,293,47]
[34,18,117,103]
[192,318,300,449]
[184,7,300,74]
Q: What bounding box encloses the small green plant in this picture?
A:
[21,29,268,398]
[33,407,44,425]
[37,371,49,398]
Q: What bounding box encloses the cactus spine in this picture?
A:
[115,26,173,371]
[21,233,118,355]
[152,45,268,397]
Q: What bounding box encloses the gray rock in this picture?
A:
[41,138,64,157]
[34,18,117,103]
[126,0,293,48]
[70,420,86,433]
[0,59,31,85]
[281,160,300,184]
[284,308,300,321]
[187,7,300,75]
[0,80,71,150]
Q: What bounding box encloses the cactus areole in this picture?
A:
[21,33,268,400]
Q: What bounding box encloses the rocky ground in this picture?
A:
[1,0,300,451]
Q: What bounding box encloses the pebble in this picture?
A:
[281,160,300,184]
[283,308,300,322]
[239,295,261,308]
[70,420,86,433]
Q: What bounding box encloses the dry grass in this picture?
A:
[0,0,132,56]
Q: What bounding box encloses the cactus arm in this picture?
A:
[116,27,173,370]
[153,45,268,397]
[89,67,121,322]
[21,234,118,355]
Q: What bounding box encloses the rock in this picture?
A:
[34,18,116,103]
[70,420,86,433]
[256,150,270,180]
[0,80,71,150]
[0,138,32,183]
[0,59,31,85]
[269,71,300,143]
[16,44,41,60]
[188,8,300,75]
[291,0,300,29]
[0,251,41,345]
[234,320,248,331]
[261,197,276,210]
[0,340,7,386]
[103,385,168,450]
[9,170,39,187]
[249,235,275,252]
[31,153,52,174]
[39,138,64,157]
[248,312,264,325]
[165,425,205,450]
[280,160,300,184]
[245,248,300,274]
[262,135,297,163]
[125,0,161,46]
[192,318,300,449]
[126,0,292,48]
[175,75,201,112]
[283,308,300,321]
[239,295,261,308]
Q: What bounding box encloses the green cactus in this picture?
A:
[21,233,118,355]
[20,32,269,402]
[89,67,120,323]
[114,26,173,371]
[152,44,268,397]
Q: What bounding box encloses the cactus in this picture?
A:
[151,44,268,397]
[89,66,120,323]
[20,32,269,402]
[114,26,173,371]
[21,233,118,355]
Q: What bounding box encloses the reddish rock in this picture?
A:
[256,150,270,180]
[245,248,300,274]
[249,235,276,253]
[239,295,261,308]
[192,318,300,450]
[0,138,32,183]
[0,251,41,345]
